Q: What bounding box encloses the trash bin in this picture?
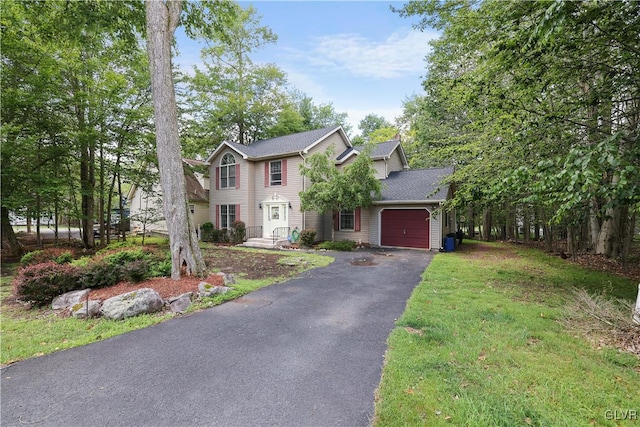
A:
[444,236,455,252]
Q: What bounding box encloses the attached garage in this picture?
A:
[380,209,430,249]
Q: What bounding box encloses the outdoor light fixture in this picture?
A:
[259,203,262,209]
[288,202,292,209]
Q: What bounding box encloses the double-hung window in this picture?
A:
[340,209,355,231]
[220,154,236,189]
[220,204,236,229]
[270,160,282,186]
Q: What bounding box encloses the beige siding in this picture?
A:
[333,208,370,244]
[208,149,252,228]
[386,150,405,173]
[372,159,387,179]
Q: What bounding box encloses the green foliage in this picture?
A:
[201,222,215,241]
[299,145,381,241]
[14,262,82,307]
[103,249,147,266]
[120,259,150,283]
[21,249,74,267]
[231,220,246,243]
[79,262,121,289]
[299,229,317,247]
[316,240,356,251]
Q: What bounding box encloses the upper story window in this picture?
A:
[220,153,236,189]
[270,160,282,186]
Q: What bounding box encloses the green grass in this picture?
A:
[1,249,333,366]
[374,240,639,427]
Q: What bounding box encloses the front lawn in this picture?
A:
[374,241,639,426]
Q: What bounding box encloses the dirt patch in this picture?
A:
[202,247,293,280]
[457,242,520,261]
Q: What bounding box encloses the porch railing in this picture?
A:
[272,227,290,244]
[245,226,263,240]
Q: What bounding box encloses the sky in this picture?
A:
[175,1,439,136]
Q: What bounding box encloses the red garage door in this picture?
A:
[381,209,430,249]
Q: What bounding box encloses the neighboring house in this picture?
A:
[206,125,455,250]
[128,159,210,236]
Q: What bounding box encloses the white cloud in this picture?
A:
[310,29,438,79]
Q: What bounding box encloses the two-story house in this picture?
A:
[205,125,455,250]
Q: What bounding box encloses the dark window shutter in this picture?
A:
[215,205,220,229]
[333,211,339,231]
[264,162,269,187]
[355,207,361,232]
[215,167,220,190]
[235,164,240,189]
[282,159,287,186]
[235,204,240,222]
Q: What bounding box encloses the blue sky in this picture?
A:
[175,1,439,136]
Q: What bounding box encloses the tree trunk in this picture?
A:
[482,209,492,241]
[589,198,601,251]
[467,204,475,238]
[0,206,23,256]
[146,0,206,279]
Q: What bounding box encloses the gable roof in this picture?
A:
[336,139,409,168]
[377,167,454,204]
[205,126,349,163]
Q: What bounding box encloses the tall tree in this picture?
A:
[146,0,205,279]
[186,5,287,148]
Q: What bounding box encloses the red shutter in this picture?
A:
[264,162,269,187]
[333,211,339,231]
[235,164,240,189]
[355,207,361,232]
[215,205,220,229]
[235,204,240,223]
[282,159,287,186]
[215,167,220,190]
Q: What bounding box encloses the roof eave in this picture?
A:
[374,199,448,205]
[205,141,249,164]
[302,126,351,154]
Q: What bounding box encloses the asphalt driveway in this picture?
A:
[1,248,433,427]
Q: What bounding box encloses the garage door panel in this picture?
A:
[381,209,430,249]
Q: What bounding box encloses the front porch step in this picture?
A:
[242,237,289,249]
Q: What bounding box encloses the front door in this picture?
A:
[262,200,289,238]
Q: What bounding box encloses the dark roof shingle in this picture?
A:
[378,167,454,202]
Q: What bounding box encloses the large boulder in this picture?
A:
[100,288,164,320]
[52,289,90,310]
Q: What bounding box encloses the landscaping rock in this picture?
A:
[198,281,232,297]
[100,288,164,320]
[52,289,90,310]
[216,272,236,286]
[71,300,101,319]
[168,292,193,314]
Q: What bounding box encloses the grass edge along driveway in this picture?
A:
[374,241,639,427]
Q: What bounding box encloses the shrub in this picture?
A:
[316,240,357,251]
[231,220,246,243]
[300,229,317,247]
[211,228,228,243]
[150,259,172,277]
[96,240,136,254]
[55,251,74,264]
[14,262,82,307]
[103,249,147,266]
[201,222,215,242]
[20,248,74,267]
[79,261,121,289]
[121,259,150,283]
